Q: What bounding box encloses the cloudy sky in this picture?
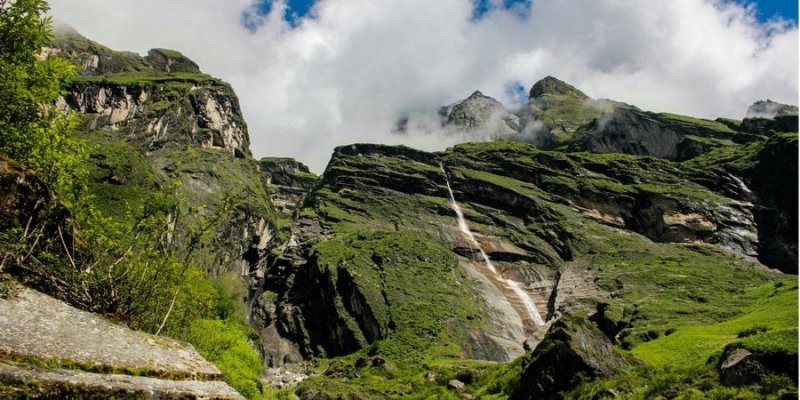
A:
[49,0,798,171]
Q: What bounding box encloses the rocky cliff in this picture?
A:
[259,157,318,222]
[252,136,796,397]
[46,31,279,283]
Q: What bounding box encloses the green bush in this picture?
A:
[184,319,264,398]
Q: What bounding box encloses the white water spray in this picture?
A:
[506,278,545,326]
[440,163,544,326]
[729,174,753,196]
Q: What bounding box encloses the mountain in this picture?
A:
[441,90,521,137]
[2,29,279,397]
[1,27,797,399]
[47,30,278,279]
[251,137,796,398]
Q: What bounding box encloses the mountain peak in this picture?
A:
[468,90,487,99]
[745,99,798,120]
[529,76,588,100]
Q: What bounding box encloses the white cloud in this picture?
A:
[48,0,798,171]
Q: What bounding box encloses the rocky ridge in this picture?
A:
[46,32,279,282]
[259,157,318,221]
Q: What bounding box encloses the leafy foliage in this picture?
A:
[0,3,268,397]
[0,0,85,202]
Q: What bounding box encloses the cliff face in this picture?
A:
[251,138,792,371]
[47,32,278,283]
[49,30,250,158]
[64,78,250,157]
[259,158,318,221]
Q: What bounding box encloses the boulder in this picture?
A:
[719,349,767,387]
[510,316,628,400]
[447,379,466,391]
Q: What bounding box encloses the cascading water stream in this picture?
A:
[440,163,545,327]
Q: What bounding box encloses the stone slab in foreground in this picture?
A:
[0,284,244,399]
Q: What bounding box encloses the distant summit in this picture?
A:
[529,76,588,100]
[746,100,798,120]
[441,90,520,137]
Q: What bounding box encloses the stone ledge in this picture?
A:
[0,285,220,380]
[0,362,245,399]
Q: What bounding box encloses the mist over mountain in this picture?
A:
[48,0,798,172]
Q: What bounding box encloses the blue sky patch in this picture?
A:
[742,0,798,23]
[505,81,529,105]
[242,0,317,30]
[472,0,531,20]
[241,0,796,32]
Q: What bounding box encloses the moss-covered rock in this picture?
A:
[510,315,629,400]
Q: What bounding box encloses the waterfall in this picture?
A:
[440,163,545,326]
[441,165,498,274]
[506,278,545,326]
[729,174,753,196]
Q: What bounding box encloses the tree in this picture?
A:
[0,0,83,202]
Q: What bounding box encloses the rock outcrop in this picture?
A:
[0,283,244,399]
[740,100,799,136]
[145,48,201,73]
[259,157,318,219]
[441,90,521,138]
[746,100,798,119]
[63,75,250,158]
[47,33,278,282]
[510,316,628,400]
[718,349,767,387]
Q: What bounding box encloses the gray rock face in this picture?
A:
[63,81,250,158]
[746,100,799,119]
[0,284,244,399]
[441,91,521,137]
[259,158,318,218]
[579,108,685,159]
